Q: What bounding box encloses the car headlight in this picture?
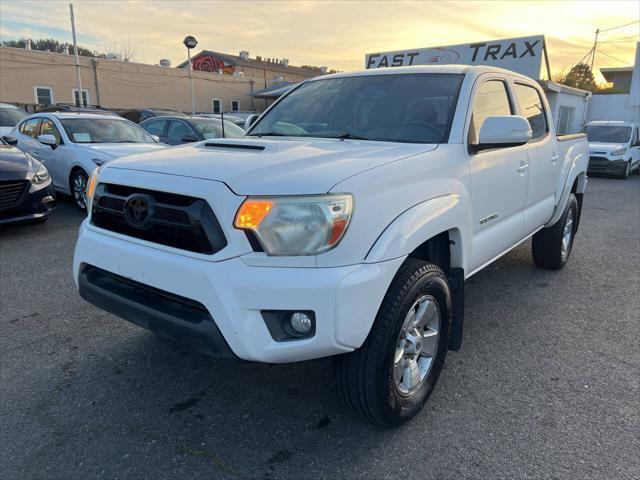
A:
[86,167,100,212]
[31,163,50,185]
[610,148,627,157]
[234,194,353,255]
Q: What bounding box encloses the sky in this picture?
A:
[0,0,638,82]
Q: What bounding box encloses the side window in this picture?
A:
[470,80,512,143]
[21,118,41,138]
[633,127,639,146]
[40,119,62,143]
[144,120,167,136]
[167,121,192,140]
[514,83,548,140]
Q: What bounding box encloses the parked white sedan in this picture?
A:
[9,112,166,209]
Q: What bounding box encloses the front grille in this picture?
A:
[91,183,227,255]
[0,180,29,211]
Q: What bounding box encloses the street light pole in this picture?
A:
[69,3,83,106]
[183,35,198,115]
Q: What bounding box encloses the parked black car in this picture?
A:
[140,116,245,145]
[0,137,56,225]
[119,108,187,124]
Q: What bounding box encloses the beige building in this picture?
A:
[0,46,258,113]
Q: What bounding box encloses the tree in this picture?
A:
[1,38,98,57]
[560,63,598,91]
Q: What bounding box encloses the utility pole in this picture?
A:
[69,3,83,106]
[589,28,599,92]
[183,36,198,115]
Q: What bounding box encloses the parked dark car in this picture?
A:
[140,116,245,145]
[119,108,187,124]
[0,137,56,225]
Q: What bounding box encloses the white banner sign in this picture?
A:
[365,35,546,79]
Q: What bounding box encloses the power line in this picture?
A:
[600,19,640,33]
[598,49,633,65]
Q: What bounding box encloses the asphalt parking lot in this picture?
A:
[1,175,638,480]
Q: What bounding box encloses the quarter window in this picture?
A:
[514,83,548,139]
[20,118,41,138]
[40,119,62,143]
[471,80,512,143]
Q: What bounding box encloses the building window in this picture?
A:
[212,98,222,114]
[558,106,575,135]
[72,89,90,107]
[34,86,54,105]
[231,100,240,112]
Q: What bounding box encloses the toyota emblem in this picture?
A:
[124,194,154,228]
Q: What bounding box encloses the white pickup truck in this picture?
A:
[73,65,588,426]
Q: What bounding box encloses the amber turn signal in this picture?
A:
[234,199,273,229]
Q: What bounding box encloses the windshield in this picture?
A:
[191,119,245,139]
[583,125,631,144]
[0,107,27,127]
[249,73,464,144]
[61,118,155,143]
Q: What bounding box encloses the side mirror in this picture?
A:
[180,134,198,143]
[244,114,259,131]
[474,115,532,152]
[2,135,18,146]
[38,134,58,149]
[151,135,160,142]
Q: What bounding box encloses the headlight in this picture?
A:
[31,163,50,185]
[610,148,627,156]
[86,167,100,212]
[234,194,353,255]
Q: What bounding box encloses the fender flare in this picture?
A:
[545,159,587,228]
[364,193,467,267]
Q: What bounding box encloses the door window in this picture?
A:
[470,80,512,144]
[20,118,41,138]
[40,119,62,144]
[514,83,548,139]
[167,121,193,141]
[144,119,167,136]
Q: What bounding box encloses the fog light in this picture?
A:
[290,312,312,334]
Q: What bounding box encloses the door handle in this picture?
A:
[517,163,529,173]
[32,149,40,156]
[551,154,559,164]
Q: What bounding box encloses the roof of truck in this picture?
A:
[311,64,535,82]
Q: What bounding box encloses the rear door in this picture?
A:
[512,81,559,233]
[467,77,528,272]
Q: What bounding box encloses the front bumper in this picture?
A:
[587,157,627,175]
[73,222,403,363]
[0,180,56,225]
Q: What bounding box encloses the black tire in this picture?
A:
[69,169,88,211]
[619,160,631,179]
[532,193,578,270]
[336,259,451,427]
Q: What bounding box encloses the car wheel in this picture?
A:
[336,259,450,427]
[532,193,578,270]
[70,169,88,211]
[619,160,631,179]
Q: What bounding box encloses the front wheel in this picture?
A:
[70,169,88,211]
[619,160,631,179]
[532,193,578,270]
[336,259,451,426]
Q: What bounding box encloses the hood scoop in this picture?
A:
[203,142,265,152]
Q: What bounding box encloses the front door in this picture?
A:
[467,78,528,273]
[35,118,68,189]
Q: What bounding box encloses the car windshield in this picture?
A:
[248,73,464,144]
[191,119,245,139]
[60,118,155,143]
[0,107,27,127]
[583,125,631,144]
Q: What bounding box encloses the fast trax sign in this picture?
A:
[365,35,546,79]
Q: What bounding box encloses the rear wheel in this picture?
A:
[336,259,450,426]
[532,193,578,270]
[70,169,88,211]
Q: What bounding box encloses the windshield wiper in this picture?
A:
[249,132,289,137]
[115,140,138,143]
